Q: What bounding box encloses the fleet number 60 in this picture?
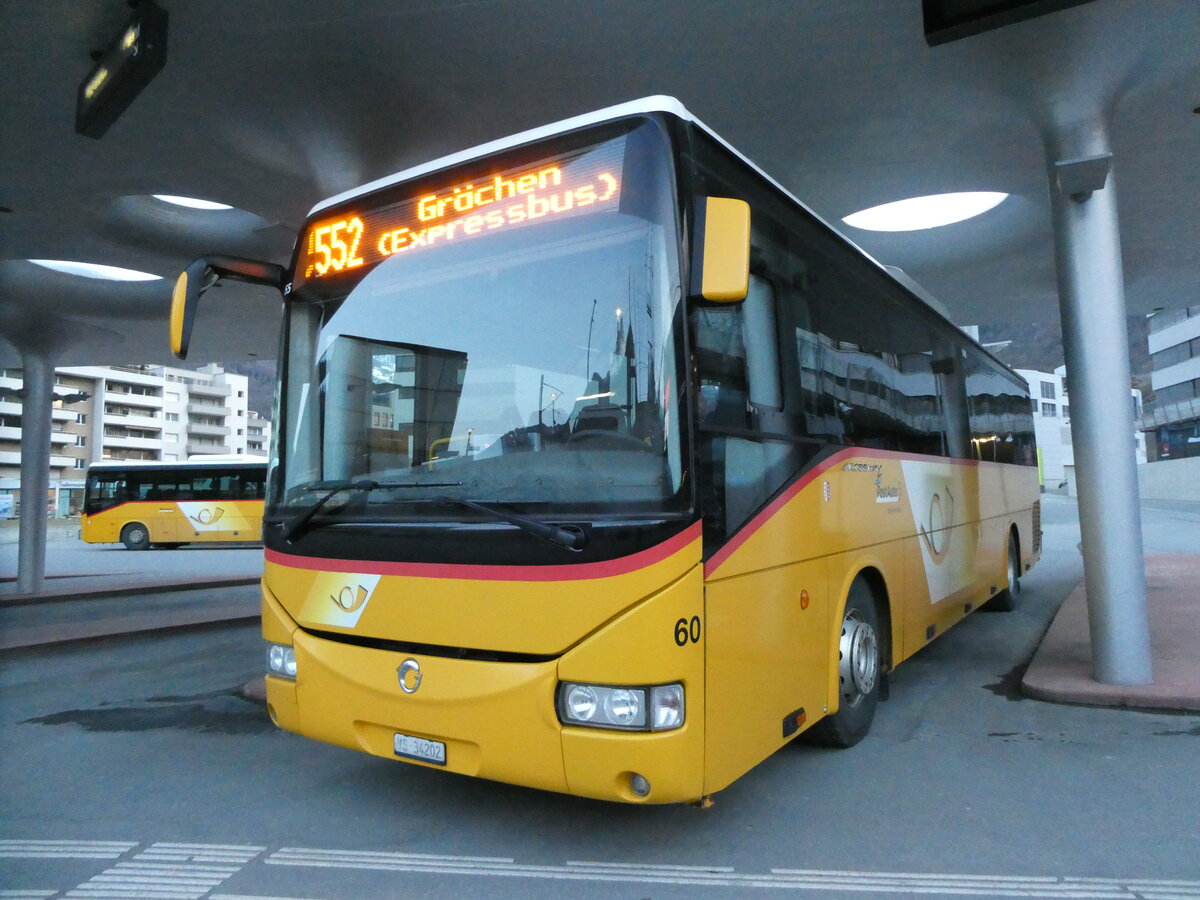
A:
[674,616,701,646]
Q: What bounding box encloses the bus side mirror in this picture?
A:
[170,255,287,360]
[693,197,750,303]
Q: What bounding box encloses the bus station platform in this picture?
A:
[3,534,1199,714]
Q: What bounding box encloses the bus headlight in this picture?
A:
[266,642,297,680]
[557,682,684,732]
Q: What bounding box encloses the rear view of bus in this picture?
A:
[173,97,1040,804]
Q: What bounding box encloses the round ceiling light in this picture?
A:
[843,192,1008,232]
[29,259,162,281]
[153,194,233,211]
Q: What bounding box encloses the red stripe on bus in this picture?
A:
[703,447,980,578]
[265,520,702,582]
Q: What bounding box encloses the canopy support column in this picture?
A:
[1046,118,1152,686]
[16,351,55,594]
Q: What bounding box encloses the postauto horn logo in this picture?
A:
[331,584,370,614]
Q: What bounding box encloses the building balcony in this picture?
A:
[0,426,21,441]
[49,431,74,445]
[186,401,227,416]
[106,411,162,429]
[187,382,230,399]
[186,441,230,455]
[186,422,231,437]
[103,435,162,451]
[104,388,163,407]
[0,450,75,467]
[1143,396,1200,430]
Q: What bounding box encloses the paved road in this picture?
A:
[2,495,1199,899]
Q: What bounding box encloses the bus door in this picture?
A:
[696,274,832,793]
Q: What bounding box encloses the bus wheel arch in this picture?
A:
[120,522,151,551]
[805,570,887,748]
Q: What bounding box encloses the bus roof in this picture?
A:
[86,458,267,470]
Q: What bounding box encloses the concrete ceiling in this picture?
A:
[1,0,1197,368]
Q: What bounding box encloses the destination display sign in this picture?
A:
[297,138,625,285]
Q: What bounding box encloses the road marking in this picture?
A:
[266,848,1200,896]
[6,839,1200,898]
[0,840,137,859]
[64,842,264,900]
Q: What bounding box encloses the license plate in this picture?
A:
[393,732,446,766]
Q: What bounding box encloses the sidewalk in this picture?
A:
[1022,553,1200,710]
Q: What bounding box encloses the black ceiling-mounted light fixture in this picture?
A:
[75,0,168,138]
[922,0,1096,46]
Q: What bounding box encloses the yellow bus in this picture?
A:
[172,97,1040,804]
[82,458,267,550]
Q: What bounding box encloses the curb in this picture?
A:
[0,576,261,608]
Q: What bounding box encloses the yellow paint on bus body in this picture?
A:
[262,452,1039,803]
[81,499,263,545]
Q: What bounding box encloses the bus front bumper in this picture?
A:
[262,582,706,804]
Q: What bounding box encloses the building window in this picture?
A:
[165,412,179,422]
[1062,405,1069,421]
[1042,402,1057,417]
[75,436,87,447]
[76,413,87,424]
[74,459,86,469]
[1040,382,1056,400]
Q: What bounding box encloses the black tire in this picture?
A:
[805,577,882,748]
[120,522,151,551]
[988,532,1021,612]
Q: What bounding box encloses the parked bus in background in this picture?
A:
[82,458,267,550]
[170,97,1040,804]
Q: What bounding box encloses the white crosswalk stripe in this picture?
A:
[6,837,1200,898]
[0,840,137,859]
[63,843,264,900]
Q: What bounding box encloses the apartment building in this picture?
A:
[1016,365,1146,487]
[0,363,268,517]
[1142,306,1200,460]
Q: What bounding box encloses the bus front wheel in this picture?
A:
[120,523,151,551]
[806,578,881,748]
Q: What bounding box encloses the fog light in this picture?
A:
[266,642,296,680]
[630,773,651,797]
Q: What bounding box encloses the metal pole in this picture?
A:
[1046,118,1152,685]
[16,351,54,594]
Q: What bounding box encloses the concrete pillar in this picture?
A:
[1046,118,1153,685]
[16,352,54,594]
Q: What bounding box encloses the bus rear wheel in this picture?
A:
[988,532,1021,612]
[120,523,151,551]
[806,578,881,748]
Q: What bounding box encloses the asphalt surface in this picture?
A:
[1,496,1198,898]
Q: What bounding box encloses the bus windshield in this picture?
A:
[271,121,686,530]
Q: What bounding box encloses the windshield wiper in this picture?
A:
[434,496,586,552]
[280,479,462,543]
